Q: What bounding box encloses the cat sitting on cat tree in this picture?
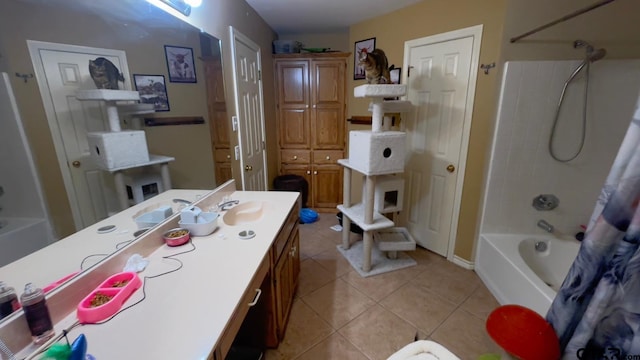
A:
[358,48,395,85]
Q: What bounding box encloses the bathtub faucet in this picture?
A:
[537,219,554,233]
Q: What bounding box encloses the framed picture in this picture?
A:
[354,37,375,80]
[390,67,401,84]
[133,74,170,112]
[164,45,197,83]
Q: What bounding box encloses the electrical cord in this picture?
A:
[79,254,110,271]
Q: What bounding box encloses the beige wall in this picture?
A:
[501,0,640,61]
[348,0,508,261]
[0,0,222,237]
[278,32,351,53]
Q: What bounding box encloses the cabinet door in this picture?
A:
[312,164,343,209]
[274,247,292,339]
[276,60,310,148]
[310,60,345,149]
[290,229,300,291]
[215,163,233,185]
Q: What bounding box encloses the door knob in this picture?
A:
[245,165,253,171]
[72,160,81,168]
[446,164,455,173]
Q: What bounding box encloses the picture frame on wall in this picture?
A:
[390,67,401,84]
[354,37,375,80]
[164,45,197,83]
[133,74,170,112]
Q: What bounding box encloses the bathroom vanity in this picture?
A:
[0,180,300,359]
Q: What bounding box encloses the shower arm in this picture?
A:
[510,0,616,43]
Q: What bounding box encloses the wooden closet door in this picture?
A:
[276,60,310,149]
[310,59,345,150]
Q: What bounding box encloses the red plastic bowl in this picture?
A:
[162,228,190,247]
[486,304,560,360]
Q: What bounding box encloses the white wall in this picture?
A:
[480,60,640,237]
[0,73,48,219]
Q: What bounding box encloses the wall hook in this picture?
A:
[480,63,496,75]
[15,72,34,83]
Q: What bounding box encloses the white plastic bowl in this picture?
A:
[178,212,219,236]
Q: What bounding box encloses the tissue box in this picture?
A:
[87,131,149,170]
[348,130,406,174]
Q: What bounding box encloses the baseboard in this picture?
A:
[452,255,474,270]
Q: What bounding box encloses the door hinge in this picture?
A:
[234,145,240,160]
[262,141,266,150]
[258,70,261,81]
[408,66,414,77]
[232,116,238,132]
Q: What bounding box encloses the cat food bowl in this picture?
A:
[179,212,219,236]
[77,272,141,324]
[162,228,190,247]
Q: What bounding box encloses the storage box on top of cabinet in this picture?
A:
[87,130,150,170]
[348,131,406,175]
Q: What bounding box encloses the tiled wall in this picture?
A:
[480,60,640,237]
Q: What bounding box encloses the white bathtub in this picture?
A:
[0,217,52,267]
[475,233,580,316]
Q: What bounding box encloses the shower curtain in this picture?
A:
[547,95,640,359]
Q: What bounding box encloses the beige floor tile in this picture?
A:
[296,332,369,360]
[302,278,376,329]
[297,259,336,297]
[311,246,353,278]
[411,261,480,305]
[265,299,334,360]
[380,282,457,335]
[341,261,423,302]
[300,231,338,258]
[339,304,418,360]
[430,308,501,359]
[460,283,500,321]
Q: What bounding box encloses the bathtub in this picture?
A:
[0,217,52,267]
[475,233,580,316]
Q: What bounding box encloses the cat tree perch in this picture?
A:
[339,84,415,273]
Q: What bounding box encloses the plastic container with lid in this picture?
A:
[0,281,20,320]
[21,283,55,345]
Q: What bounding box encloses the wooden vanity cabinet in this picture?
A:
[275,53,348,211]
[211,201,300,359]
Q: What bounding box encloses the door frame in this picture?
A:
[27,40,130,230]
[402,24,482,265]
[228,27,269,190]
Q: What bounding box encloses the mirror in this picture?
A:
[0,0,227,321]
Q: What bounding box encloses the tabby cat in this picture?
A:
[358,48,391,84]
[88,57,124,90]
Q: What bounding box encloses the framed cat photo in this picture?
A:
[164,45,197,83]
[133,74,170,112]
[354,37,375,80]
[390,67,401,84]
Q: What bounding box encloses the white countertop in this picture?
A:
[0,189,209,295]
[48,191,297,359]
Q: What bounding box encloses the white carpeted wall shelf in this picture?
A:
[338,84,416,275]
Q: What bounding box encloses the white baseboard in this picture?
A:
[452,255,474,270]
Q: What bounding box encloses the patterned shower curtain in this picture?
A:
[547,96,640,359]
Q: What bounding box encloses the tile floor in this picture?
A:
[265,214,503,360]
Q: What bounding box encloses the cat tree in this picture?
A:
[76,89,174,210]
[338,84,416,273]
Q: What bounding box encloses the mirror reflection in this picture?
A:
[0,0,229,319]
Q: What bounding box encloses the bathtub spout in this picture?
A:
[537,219,554,233]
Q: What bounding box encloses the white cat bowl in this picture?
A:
[179,212,219,236]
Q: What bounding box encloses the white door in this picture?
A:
[28,41,130,230]
[400,26,482,258]
[229,27,268,191]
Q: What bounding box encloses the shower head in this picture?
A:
[587,48,607,62]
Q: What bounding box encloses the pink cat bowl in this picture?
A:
[77,272,141,324]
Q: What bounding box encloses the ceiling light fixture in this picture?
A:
[159,0,191,16]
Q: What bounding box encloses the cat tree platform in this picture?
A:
[354,84,406,98]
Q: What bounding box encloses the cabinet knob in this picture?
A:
[313,104,316,108]
[290,246,297,257]
[293,155,298,160]
[306,170,311,175]
[245,165,253,171]
[325,155,330,160]
[226,155,231,159]
[313,171,318,175]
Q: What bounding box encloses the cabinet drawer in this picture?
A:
[272,202,299,265]
[313,150,343,164]
[214,148,232,163]
[281,150,311,164]
[215,255,270,359]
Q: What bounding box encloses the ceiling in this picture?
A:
[245,0,424,34]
